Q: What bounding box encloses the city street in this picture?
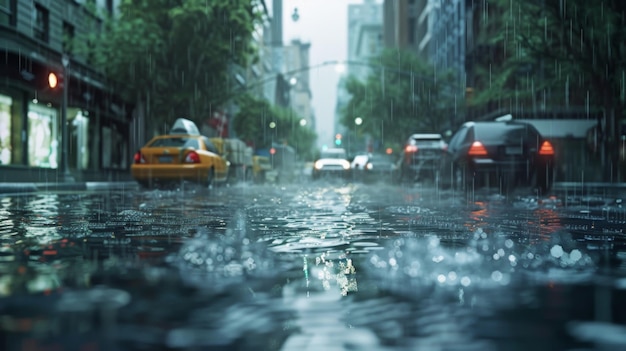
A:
[0,180,624,350]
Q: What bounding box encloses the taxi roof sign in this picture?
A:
[170,118,200,135]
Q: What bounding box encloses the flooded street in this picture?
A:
[1,182,625,350]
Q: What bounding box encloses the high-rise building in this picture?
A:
[336,0,383,153]
[347,0,384,81]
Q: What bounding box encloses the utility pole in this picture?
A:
[60,55,74,181]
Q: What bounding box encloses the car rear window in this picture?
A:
[150,137,199,149]
[409,135,443,146]
[474,123,539,142]
[321,150,347,159]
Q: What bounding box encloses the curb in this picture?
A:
[0,182,138,195]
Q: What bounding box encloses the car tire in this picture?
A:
[452,163,467,192]
[205,168,215,188]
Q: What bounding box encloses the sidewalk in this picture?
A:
[0,181,139,194]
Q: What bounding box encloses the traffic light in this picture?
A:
[334,133,342,146]
[48,71,63,90]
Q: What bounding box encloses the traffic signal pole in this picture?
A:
[60,55,73,181]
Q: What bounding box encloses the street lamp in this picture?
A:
[299,118,307,127]
[354,117,362,126]
[60,55,73,181]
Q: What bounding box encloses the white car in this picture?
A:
[312,148,351,180]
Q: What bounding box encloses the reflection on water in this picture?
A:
[0,184,623,350]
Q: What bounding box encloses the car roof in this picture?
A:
[462,120,536,128]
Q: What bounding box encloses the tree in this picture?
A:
[77,0,264,135]
[233,94,317,160]
[470,0,626,181]
[339,49,460,152]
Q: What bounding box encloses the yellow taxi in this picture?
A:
[131,118,229,188]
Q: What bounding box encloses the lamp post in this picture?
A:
[354,117,362,153]
[60,55,73,181]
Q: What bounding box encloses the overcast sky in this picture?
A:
[282,0,364,148]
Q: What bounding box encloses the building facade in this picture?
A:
[0,0,132,183]
[348,0,383,81]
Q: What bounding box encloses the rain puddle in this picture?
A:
[0,182,624,350]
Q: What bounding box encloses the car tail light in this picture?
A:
[468,141,488,156]
[133,151,146,164]
[405,145,418,153]
[539,141,555,155]
[184,151,201,163]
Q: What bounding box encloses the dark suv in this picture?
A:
[398,133,447,182]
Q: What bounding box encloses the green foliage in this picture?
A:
[470,0,626,114]
[75,0,265,133]
[233,94,317,160]
[340,49,460,149]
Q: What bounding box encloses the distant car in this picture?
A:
[398,133,448,182]
[438,120,556,193]
[312,148,350,180]
[131,118,229,188]
[352,153,398,183]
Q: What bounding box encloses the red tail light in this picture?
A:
[539,141,554,155]
[405,145,418,153]
[133,151,145,164]
[468,141,488,156]
[184,151,201,163]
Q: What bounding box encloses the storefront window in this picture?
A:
[102,124,128,170]
[69,108,89,170]
[28,102,58,168]
[0,94,12,165]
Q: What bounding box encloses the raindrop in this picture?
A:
[570,249,583,262]
[460,277,471,287]
[551,245,564,258]
[491,270,503,282]
[505,239,514,249]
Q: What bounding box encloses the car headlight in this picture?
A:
[342,160,350,170]
[314,160,323,170]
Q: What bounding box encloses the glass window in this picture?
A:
[474,123,538,143]
[150,137,199,149]
[202,137,218,154]
[63,22,75,54]
[69,109,89,170]
[28,102,58,168]
[33,4,49,42]
[0,0,15,26]
[0,94,12,165]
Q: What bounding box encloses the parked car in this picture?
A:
[131,118,229,188]
[438,120,556,193]
[398,133,448,182]
[352,153,398,183]
[312,148,350,180]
